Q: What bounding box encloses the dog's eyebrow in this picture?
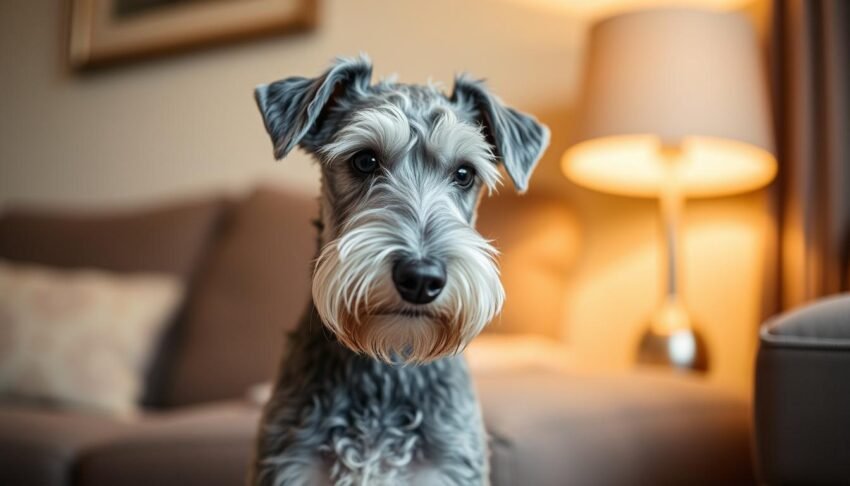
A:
[425,111,501,190]
[320,105,413,164]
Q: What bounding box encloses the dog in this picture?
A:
[251,56,548,486]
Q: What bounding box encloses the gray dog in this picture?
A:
[251,56,548,486]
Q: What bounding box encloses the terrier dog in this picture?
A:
[251,56,548,486]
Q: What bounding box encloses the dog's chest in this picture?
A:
[280,354,488,485]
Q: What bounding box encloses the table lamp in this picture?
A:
[562,8,777,371]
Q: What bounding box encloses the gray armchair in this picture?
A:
[755,294,850,484]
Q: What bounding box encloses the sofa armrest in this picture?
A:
[755,294,850,485]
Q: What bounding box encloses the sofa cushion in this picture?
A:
[0,401,258,486]
[476,369,754,486]
[0,198,225,279]
[161,187,316,406]
[0,405,131,486]
[75,402,260,486]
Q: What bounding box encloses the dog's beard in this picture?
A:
[312,201,504,364]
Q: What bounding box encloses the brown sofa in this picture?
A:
[0,186,756,486]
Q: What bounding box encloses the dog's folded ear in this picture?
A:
[451,76,550,193]
[255,56,373,159]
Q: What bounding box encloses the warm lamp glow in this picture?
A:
[562,135,777,197]
[564,8,777,198]
[496,0,755,20]
[561,8,776,371]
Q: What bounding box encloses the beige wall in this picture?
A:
[0,0,583,206]
[0,0,772,393]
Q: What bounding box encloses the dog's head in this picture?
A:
[256,56,549,363]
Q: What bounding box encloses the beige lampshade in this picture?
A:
[562,8,777,197]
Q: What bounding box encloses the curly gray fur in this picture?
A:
[254,305,487,486]
[251,55,548,485]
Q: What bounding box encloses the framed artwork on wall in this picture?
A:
[69,0,317,69]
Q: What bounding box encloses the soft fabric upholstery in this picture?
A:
[0,198,225,279]
[0,260,183,415]
[161,187,316,406]
[0,402,257,486]
[755,294,850,484]
[75,402,259,486]
[477,370,754,486]
[760,293,850,342]
[5,371,751,486]
[476,193,578,338]
[0,405,131,486]
[0,197,228,409]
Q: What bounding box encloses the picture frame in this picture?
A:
[68,0,317,69]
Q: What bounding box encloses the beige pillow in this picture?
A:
[0,259,183,415]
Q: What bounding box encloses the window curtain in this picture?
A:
[770,0,850,310]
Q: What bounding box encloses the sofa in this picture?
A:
[755,294,850,484]
[0,186,755,486]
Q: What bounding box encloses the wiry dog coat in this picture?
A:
[251,56,549,486]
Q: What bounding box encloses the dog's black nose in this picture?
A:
[392,258,447,304]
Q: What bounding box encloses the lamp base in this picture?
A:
[636,326,709,372]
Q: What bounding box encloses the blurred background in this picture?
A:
[0,0,775,391]
[0,0,848,485]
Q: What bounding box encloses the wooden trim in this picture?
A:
[68,0,317,69]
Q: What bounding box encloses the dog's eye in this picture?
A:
[350,150,380,175]
[453,165,476,189]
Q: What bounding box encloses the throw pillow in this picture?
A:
[0,259,183,415]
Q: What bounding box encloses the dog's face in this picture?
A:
[256,57,549,363]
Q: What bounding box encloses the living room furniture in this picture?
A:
[561,8,777,372]
[754,293,850,484]
[0,186,755,485]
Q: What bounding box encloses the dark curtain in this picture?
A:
[771,0,850,310]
